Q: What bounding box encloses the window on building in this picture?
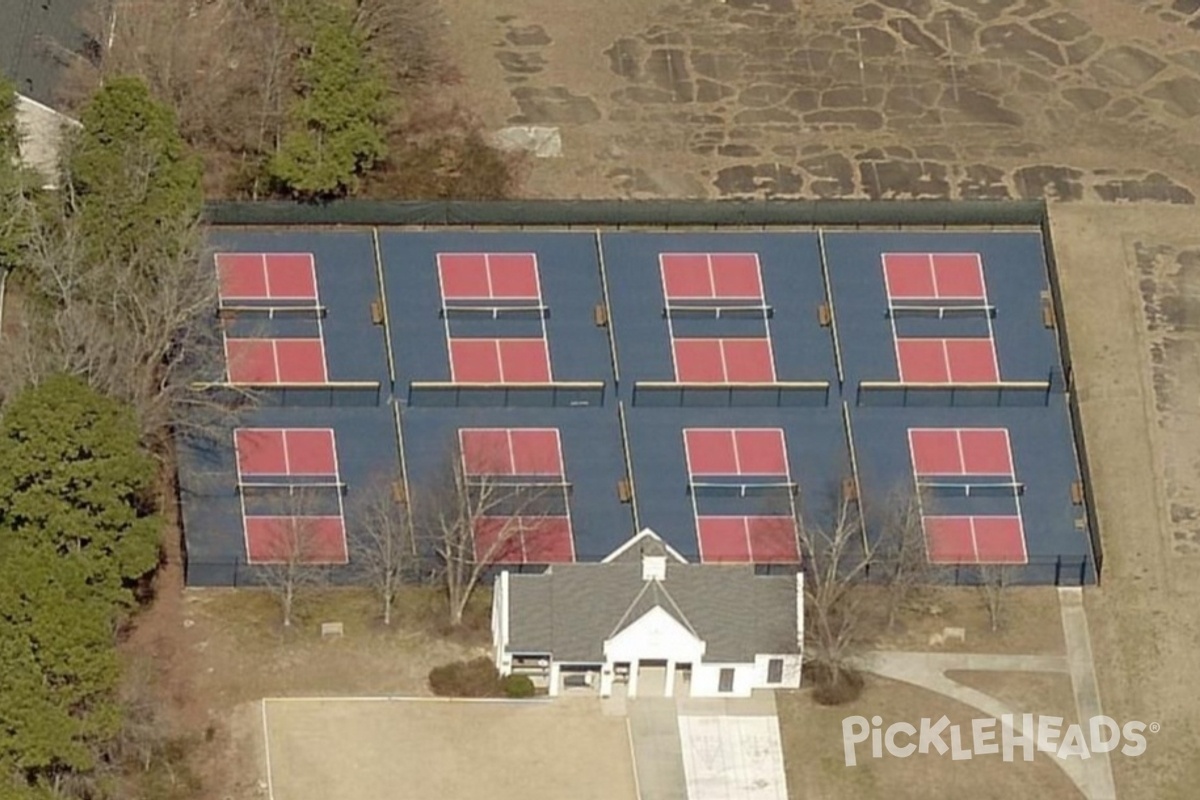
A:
[718,668,735,693]
[767,658,784,684]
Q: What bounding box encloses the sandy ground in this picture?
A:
[1048,202,1200,799]
[443,0,1200,202]
[262,697,638,800]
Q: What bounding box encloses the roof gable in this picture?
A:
[602,528,688,564]
[605,605,705,662]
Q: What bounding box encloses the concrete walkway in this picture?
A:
[628,698,688,800]
[1059,587,1118,800]
[859,651,1102,798]
[861,651,1068,676]
[624,692,785,800]
[857,590,1117,800]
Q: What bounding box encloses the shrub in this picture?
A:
[803,663,865,706]
[428,657,502,698]
[501,674,535,699]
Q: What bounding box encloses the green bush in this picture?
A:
[501,674,535,699]
[428,657,502,698]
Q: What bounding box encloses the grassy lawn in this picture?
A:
[777,677,1082,800]
[871,586,1066,656]
[264,697,637,800]
[146,584,491,800]
[946,670,1077,728]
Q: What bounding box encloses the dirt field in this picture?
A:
[776,677,1082,800]
[442,0,1200,202]
[261,697,639,800]
[1048,202,1200,799]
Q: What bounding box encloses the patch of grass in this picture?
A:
[501,674,535,698]
[818,752,880,792]
[777,677,1081,800]
[190,584,492,645]
[945,670,1076,723]
[870,585,1065,655]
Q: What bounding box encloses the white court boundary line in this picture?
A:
[626,717,643,800]
[261,699,275,800]
[262,694,554,704]
[908,426,1029,565]
[659,253,774,382]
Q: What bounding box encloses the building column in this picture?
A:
[628,660,639,698]
[548,663,560,697]
[664,659,675,698]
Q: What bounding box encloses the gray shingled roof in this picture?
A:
[1,0,92,107]
[505,561,800,663]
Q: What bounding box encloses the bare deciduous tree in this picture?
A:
[352,0,448,87]
[977,564,1013,632]
[417,441,554,627]
[798,478,877,702]
[257,504,330,629]
[113,656,166,773]
[871,485,932,630]
[0,201,233,451]
[352,474,414,626]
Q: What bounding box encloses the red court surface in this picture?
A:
[448,338,551,383]
[697,516,799,563]
[215,253,318,302]
[882,253,986,301]
[910,426,1026,564]
[459,428,564,477]
[225,338,328,384]
[684,428,788,477]
[234,428,338,478]
[244,516,348,564]
[673,338,775,383]
[908,428,1014,476]
[474,516,574,563]
[660,253,764,301]
[922,515,1027,564]
[896,337,998,384]
[437,253,541,301]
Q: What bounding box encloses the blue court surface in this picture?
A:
[823,232,1060,386]
[399,406,630,562]
[379,232,612,387]
[601,232,835,386]
[625,405,848,564]
[177,225,1096,585]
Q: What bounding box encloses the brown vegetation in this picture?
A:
[61,0,519,200]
